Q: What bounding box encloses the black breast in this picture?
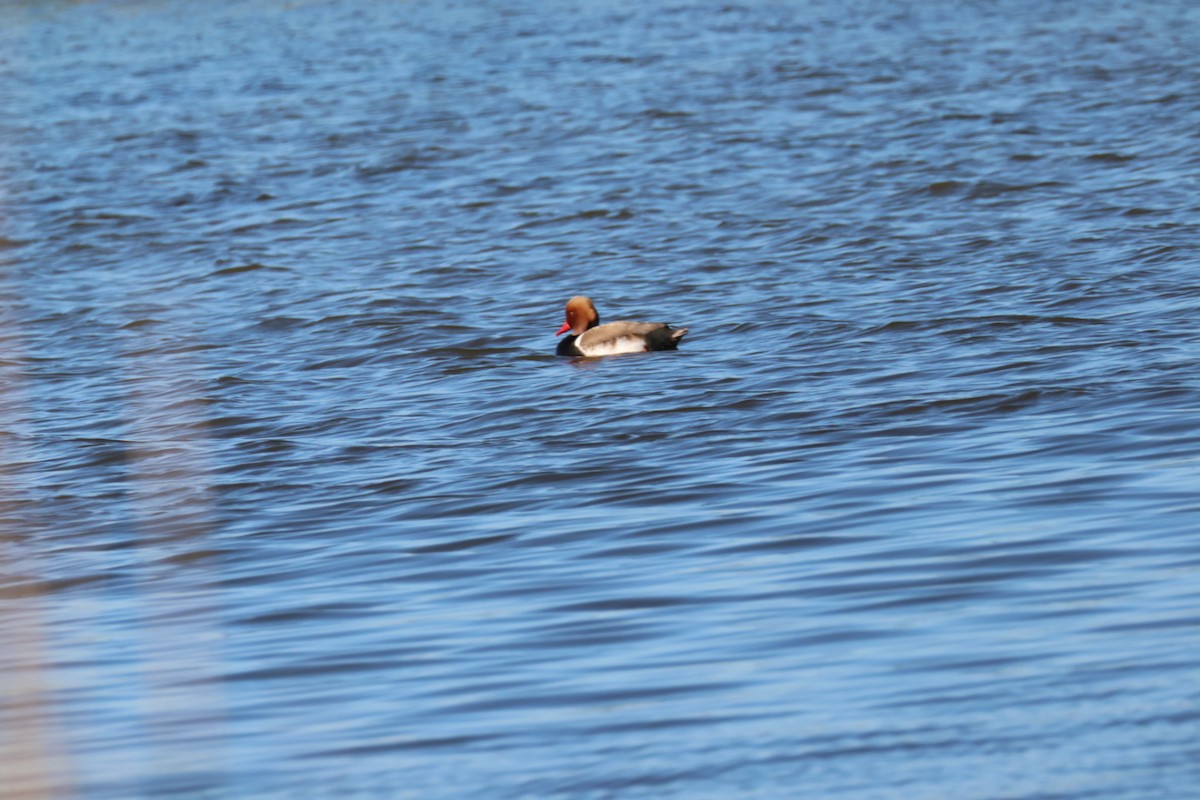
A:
[555,335,582,356]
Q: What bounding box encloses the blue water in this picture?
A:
[2,1,1199,797]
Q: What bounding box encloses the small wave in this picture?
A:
[120,318,163,329]
[208,262,289,278]
[409,533,515,554]
[925,180,965,196]
[355,146,472,177]
[513,207,636,229]
[640,107,693,119]
[965,180,1065,199]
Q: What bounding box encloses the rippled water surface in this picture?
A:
[3,0,1200,797]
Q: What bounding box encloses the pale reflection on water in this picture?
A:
[2,0,1199,797]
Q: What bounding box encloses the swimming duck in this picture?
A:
[555,296,687,357]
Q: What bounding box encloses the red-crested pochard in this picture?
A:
[555,296,688,357]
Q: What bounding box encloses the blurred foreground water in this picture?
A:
[2,1,1199,797]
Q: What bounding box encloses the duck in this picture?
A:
[555,296,687,357]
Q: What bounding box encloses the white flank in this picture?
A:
[579,336,648,357]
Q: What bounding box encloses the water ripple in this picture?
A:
[2,0,1198,798]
